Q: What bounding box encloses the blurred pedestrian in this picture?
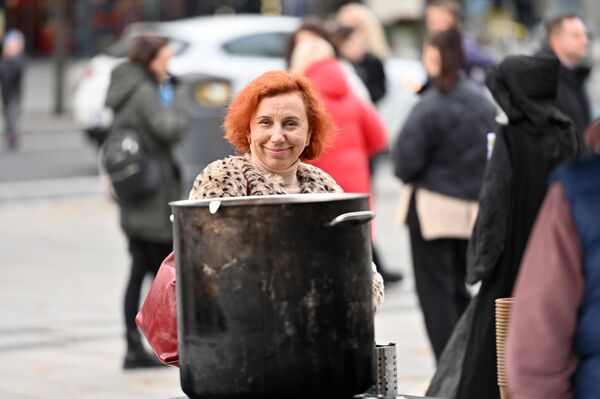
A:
[425,0,495,86]
[329,24,379,104]
[0,29,26,151]
[392,28,496,361]
[427,54,583,399]
[104,36,191,369]
[290,37,386,191]
[284,18,400,283]
[289,37,400,283]
[336,3,389,105]
[507,153,600,399]
[284,17,371,103]
[335,4,403,283]
[135,70,385,365]
[538,13,591,139]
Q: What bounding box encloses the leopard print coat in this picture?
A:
[189,155,342,199]
[187,155,384,312]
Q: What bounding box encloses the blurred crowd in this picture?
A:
[278,5,599,398]
[6,0,599,398]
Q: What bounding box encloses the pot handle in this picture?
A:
[326,210,375,227]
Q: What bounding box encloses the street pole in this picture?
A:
[53,0,66,115]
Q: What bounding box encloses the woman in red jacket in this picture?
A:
[291,36,386,195]
[290,37,402,283]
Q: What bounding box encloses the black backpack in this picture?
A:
[99,127,161,203]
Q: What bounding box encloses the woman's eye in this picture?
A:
[285,120,298,127]
[258,119,271,126]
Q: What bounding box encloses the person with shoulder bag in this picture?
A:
[103,35,191,369]
[392,28,497,361]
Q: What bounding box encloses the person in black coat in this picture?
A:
[538,13,591,139]
[105,36,191,370]
[426,54,584,399]
[336,2,389,105]
[393,28,496,361]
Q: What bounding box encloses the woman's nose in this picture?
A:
[270,126,285,142]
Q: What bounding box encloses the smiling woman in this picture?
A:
[135,70,386,369]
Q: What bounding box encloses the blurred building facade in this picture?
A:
[0,0,597,57]
[0,0,355,57]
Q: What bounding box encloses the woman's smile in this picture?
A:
[264,146,293,156]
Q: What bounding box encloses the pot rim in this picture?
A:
[170,193,369,208]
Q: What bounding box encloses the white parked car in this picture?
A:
[73,14,425,181]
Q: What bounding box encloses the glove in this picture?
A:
[372,262,385,314]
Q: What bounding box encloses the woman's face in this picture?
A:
[149,45,173,82]
[339,30,367,62]
[423,44,441,78]
[248,92,310,171]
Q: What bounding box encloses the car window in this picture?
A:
[104,36,188,58]
[222,32,290,58]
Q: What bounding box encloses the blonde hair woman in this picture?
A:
[335,4,389,105]
[337,3,390,60]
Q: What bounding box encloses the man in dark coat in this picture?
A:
[426,55,584,399]
[538,13,591,138]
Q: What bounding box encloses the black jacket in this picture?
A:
[0,54,25,103]
[352,52,386,104]
[466,54,584,285]
[393,75,497,201]
[538,47,591,136]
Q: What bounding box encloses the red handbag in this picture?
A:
[136,251,180,366]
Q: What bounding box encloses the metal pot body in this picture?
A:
[171,193,375,399]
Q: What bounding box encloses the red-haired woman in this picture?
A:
[189,70,339,197]
[136,70,385,366]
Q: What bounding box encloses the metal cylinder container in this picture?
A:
[171,193,376,399]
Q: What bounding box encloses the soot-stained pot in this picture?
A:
[171,193,375,399]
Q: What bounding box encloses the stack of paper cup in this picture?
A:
[495,297,513,399]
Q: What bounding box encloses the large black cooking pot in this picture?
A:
[170,193,375,399]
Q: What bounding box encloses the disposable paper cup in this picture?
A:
[495,298,514,390]
[500,385,512,399]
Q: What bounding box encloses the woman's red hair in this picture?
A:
[223,70,335,161]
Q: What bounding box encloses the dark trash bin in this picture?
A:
[170,193,376,399]
[175,73,234,189]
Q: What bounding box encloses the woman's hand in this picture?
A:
[372,262,385,313]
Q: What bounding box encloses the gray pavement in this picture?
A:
[0,153,435,398]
